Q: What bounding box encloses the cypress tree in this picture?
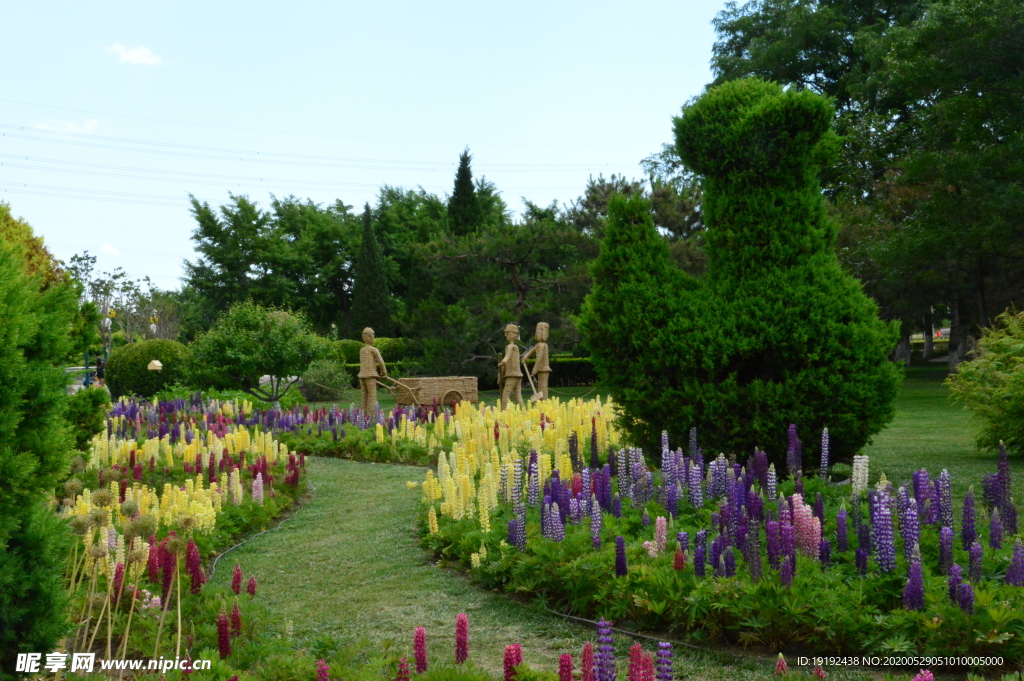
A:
[582,79,901,468]
[350,203,394,336]
[448,148,482,236]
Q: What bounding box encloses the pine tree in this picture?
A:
[350,203,395,336]
[448,148,482,236]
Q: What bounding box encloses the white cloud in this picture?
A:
[100,244,121,256]
[34,119,100,134]
[105,44,162,65]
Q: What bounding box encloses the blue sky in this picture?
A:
[2,1,723,289]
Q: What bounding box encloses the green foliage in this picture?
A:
[947,309,1024,455]
[277,423,439,466]
[0,235,79,671]
[185,301,323,405]
[300,359,354,403]
[448,148,483,237]
[585,80,901,467]
[352,204,396,336]
[333,339,364,364]
[65,387,111,451]
[106,338,190,400]
[154,384,306,410]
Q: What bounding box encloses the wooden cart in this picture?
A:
[379,376,478,407]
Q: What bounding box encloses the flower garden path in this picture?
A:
[208,457,806,679]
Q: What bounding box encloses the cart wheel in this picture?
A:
[442,390,463,406]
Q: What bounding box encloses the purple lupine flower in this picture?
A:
[747,487,763,522]
[750,448,769,491]
[766,520,782,570]
[1006,538,1024,586]
[938,470,954,529]
[781,523,796,563]
[746,522,763,580]
[855,547,868,575]
[786,424,802,481]
[655,642,672,681]
[983,473,999,512]
[615,537,628,577]
[818,539,831,568]
[550,506,565,542]
[836,507,849,552]
[723,546,736,577]
[901,498,920,562]
[527,460,540,507]
[508,519,521,551]
[780,555,794,587]
[596,619,616,681]
[612,494,622,519]
[961,488,977,551]
[512,459,523,505]
[902,554,925,611]
[990,508,1003,550]
[813,492,824,526]
[957,581,974,615]
[1005,502,1019,536]
[641,509,651,526]
[590,496,602,549]
[569,497,581,525]
[710,533,724,575]
[676,531,689,554]
[666,481,678,518]
[913,469,933,525]
[948,563,963,603]
[872,497,896,573]
[969,541,983,583]
[939,526,954,575]
[694,529,707,577]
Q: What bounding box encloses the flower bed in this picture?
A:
[417,405,1024,665]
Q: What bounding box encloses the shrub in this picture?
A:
[333,339,363,364]
[947,308,1024,455]
[106,338,189,400]
[300,359,354,403]
[581,79,902,468]
[65,386,111,450]
[154,385,306,410]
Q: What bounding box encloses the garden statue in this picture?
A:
[358,327,387,414]
[497,323,524,410]
[521,321,551,401]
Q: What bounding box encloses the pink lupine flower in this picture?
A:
[504,644,523,681]
[231,563,243,595]
[559,654,574,681]
[396,658,410,681]
[813,664,826,679]
[455,613,469,663]
[581,642,595,681]
[775,653,788,676]
[246,575,257,596]
[316,659,330,681]
[217,609,231,659]
[910,671,934,681]
[654,516,667,552]
[414,627,428,673]
[252,473,264,505]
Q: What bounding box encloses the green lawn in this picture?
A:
[227,365,1001,679]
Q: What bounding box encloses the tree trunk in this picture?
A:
[948,299,964,373]
[891,334,912,368]
[922,310,934,359]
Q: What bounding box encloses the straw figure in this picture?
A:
[521,322,551,401]
[498,323,524,410]
[358,327,387,414]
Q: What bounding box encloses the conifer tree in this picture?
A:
[350,203,395,336]
[448,148,482,236]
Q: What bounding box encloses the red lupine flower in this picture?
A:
[246,575,257,596]
[559,654,574,681]
[186,539,205,595]
[217,609,231,659]
[396,657,410,681]
[641,652,654,681]
[414,627,428,673]
[230,602,242,637]
[581,642,595,681]
[673,546,686,570]
[455,613,469,663]
[628,643,643,681]
[231,563,243,595]
[503,644,523,681]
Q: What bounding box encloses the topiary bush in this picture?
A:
[947,308,1024,456]
[65,386,111,450]
[300,359,354,403]
[580,78,902,469]
[106,338,189,400]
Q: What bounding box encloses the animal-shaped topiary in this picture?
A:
[581,78,902,469]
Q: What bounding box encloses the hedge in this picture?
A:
[106,338,189,399]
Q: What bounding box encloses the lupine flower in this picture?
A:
[775,653,788,676]
[818,539,831,567]
[615,537,628,577]
[252,473,264,505]
[689,462,704,508]
[990,508,1003,550]
[851,455,869,495]
[910,671,934,681]
[855,547,868,576]
[504,644,523,681]
[835,507,848,552]
[230,601,242,637]
[674,546,686,570]
[559,654,574,681]
[641,509,651,526]
[948,564,963,604]
[231,564,243,595]
[186,539,205,595]
[969,541,983,583]
[962,488,977,550]
[903,553,925,611]
[723,547,736,577]
[396,658,410,681]
[766,463,777,500]
[217,609,231,659]
[913,469,932,524]
[872,497,896,573]
[938,470,953,529]
[957,581,974,615]
[710,533,724,575]
[655,642,672,681]
[786,424,802,480]
[780,555,793,587]
[640,651,654,681]
[939,526,954,575]
[596,619,616,681]
[654,516,667,552]
[316,659,330,681]
[246,576,257,596]
[694,529,707,577]
[455,613,469,663]
[414,627,428,673]
[1007,538,1024,586]
[582,642,595,681]
[591,497,602,549]
[628,643,644,681]
[900,497,920,562]
[819,428,830,479]
[766,521,781,570]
